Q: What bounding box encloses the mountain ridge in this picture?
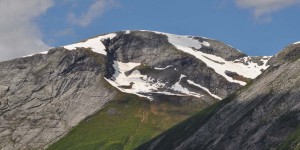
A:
[24,30,271,100]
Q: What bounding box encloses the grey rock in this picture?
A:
[194,37,247,61]
[0,48,117,149]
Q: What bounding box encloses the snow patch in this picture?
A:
[23,33,116,58]
[125,30,131,34]
[171,75,203,98]
[64,33,117,55]
[106,61,154,100]
[294,41,300,45]
[154,65,173,70]
[187,80,221,100]
[106,61,168,100]
[202,41,210,47]
[140,30,211,40]
[261,56,272,66]
[23,50,49,57]
[40,51,48,55]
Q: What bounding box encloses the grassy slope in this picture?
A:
[47,92,210,150]
[136,94,234,150]
[277,125,300,150]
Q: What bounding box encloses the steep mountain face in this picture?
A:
[0,48,117,149]
[138,43,300,150]
[64,30,270,100]
[0,30,270,149]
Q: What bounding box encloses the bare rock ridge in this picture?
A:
[0,30,270,149]
[137,43,300,150]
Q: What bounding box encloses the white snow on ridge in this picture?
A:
[187,80,221,100]
[202,41,210,47]
[151,31,211,48]
[22,33,116,58]
[64,33,117,55]
[125,30,131,34]
[23,50,49,58]
[294,41,300,45]
[140,30,212,40]
[151,31,271,86]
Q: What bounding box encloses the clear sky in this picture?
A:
[1,0,300,61]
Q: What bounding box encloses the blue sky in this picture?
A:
[1,0,300,61]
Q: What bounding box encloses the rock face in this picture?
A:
[137,43,300,150]
[0,30,270,149]
[0,48,118,149]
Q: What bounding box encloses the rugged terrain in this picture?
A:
[138,42,300,150]
[0,30,270,149]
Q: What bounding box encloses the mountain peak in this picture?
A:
[22,30,271,100]
[0,30,277,149]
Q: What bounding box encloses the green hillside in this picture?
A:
[47,92,213,150]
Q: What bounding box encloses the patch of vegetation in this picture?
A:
[47,92,207,150]
[137,95,234,150]
[277,125,300,150]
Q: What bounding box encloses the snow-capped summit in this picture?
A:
[60,30,271,100]
[22,30,271,101]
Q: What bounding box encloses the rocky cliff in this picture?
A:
[137,42,300,150]
[0,48,119,149]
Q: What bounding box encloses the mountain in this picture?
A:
[137,42,300,150]
[0,30,270,150]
